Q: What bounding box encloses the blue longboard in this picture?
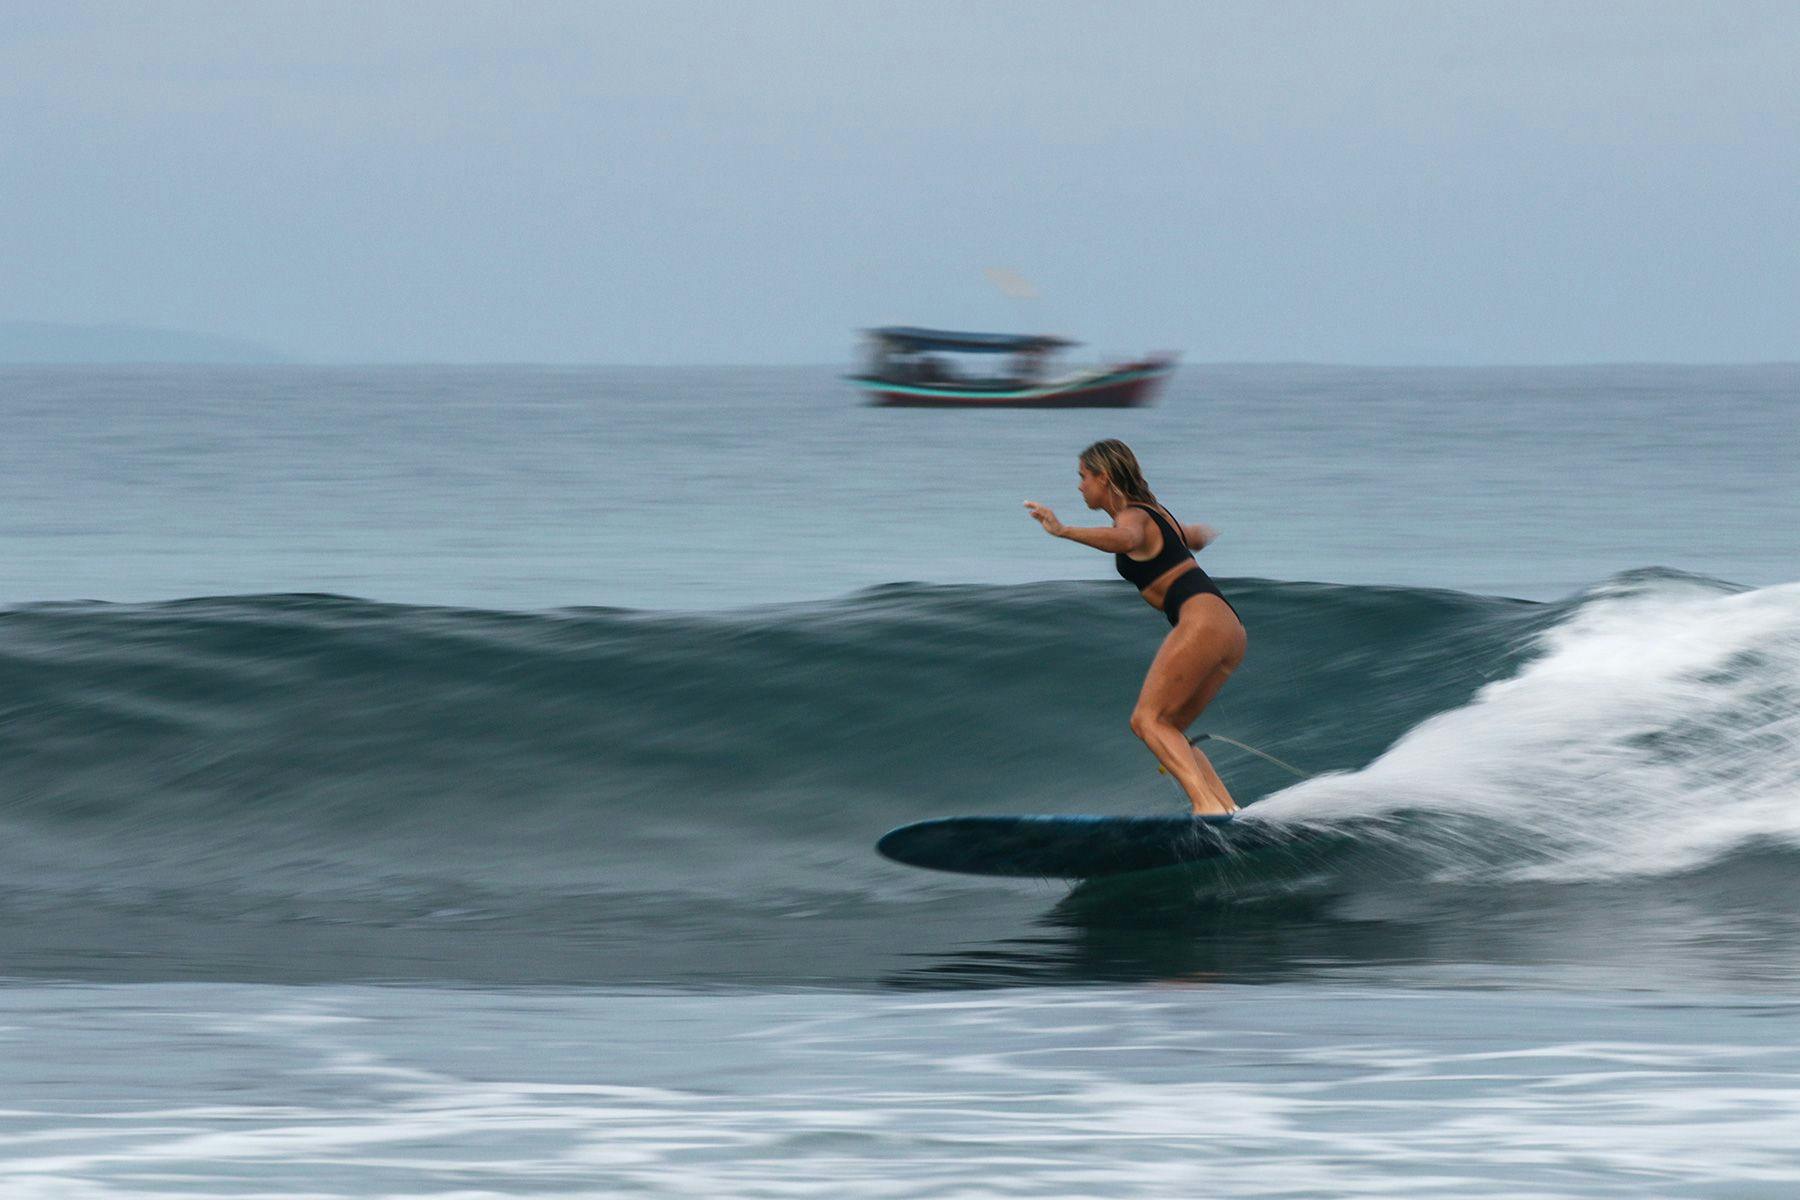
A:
[876,813,1287,879]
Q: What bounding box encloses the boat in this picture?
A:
[848,326,1176,408]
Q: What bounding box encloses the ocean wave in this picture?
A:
[2,571,1796,984]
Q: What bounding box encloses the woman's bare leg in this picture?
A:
[1172,664,1244,810]
[1134,711,1229,813]
[1187,730,1237,811]
[1131,616,1239,814]
[1154,601,1247,812]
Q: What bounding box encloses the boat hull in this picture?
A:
[852,358,1174,408]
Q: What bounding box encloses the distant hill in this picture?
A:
[0,321,286,364]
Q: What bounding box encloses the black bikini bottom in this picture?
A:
[1160,568,1238,628]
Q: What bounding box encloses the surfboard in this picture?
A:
[876,813,1287,879]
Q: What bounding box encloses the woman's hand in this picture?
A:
[1023,500,1066,537]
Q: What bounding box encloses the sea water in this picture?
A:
[0,363,1796,1196]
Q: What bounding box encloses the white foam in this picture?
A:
[1252,578,1800,880]
[7,984,1800,1198]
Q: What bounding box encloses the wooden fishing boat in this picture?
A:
[848,326,1175,408]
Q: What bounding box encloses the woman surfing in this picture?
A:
[1025,439,1245,815]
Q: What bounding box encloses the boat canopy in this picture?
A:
[866,327,1075,354]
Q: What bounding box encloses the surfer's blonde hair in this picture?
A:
[1080,439,1157,506]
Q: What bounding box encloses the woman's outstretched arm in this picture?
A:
[1024,501,1148,553]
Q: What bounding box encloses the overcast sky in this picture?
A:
[3,1,1796,363]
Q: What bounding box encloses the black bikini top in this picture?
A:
[1114,503,1193,589]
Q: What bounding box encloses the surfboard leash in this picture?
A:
[1181,732,1314,780]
